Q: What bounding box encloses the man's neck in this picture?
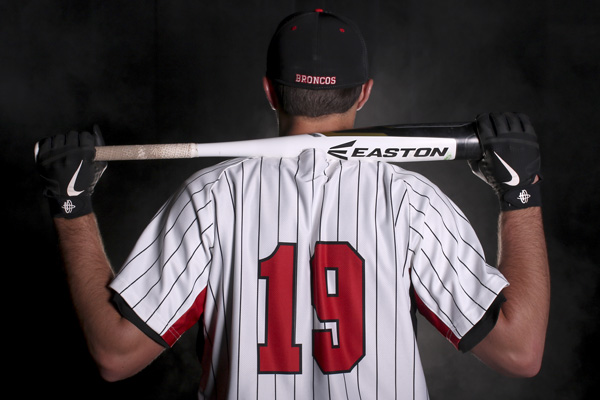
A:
[278,111,357,136]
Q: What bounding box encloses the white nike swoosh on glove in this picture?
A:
[493,151,520,186]
[67,161,85,196]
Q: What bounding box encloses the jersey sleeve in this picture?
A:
[404,174,508,352]
[109,168,218,347]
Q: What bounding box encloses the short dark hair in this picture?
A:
[272,82,363,118]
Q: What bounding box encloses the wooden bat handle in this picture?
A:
[94,143,198,161]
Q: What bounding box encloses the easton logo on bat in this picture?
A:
[327,140,451,160]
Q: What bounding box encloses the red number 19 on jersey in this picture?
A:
[258,242,365,374]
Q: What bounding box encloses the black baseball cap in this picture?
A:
[266,9,369,90]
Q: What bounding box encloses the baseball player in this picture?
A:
[36,10,549,399]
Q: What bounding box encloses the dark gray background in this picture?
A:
[3,0,598,398]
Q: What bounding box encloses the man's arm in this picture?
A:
[467,112,550,377]
[36,129,164,381]
[471,207,550,377]
[55,214,164,381]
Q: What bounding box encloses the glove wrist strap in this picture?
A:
[48,196,93,219]
[500,183,542,211]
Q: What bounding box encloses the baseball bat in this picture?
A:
[35,121,482,163]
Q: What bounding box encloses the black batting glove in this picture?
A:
[469,112,542,211]
[35,126,107,219]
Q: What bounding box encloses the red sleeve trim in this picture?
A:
[414,292,461,349]
[161,287,207,347]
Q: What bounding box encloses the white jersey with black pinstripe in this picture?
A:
[109,148,508,399]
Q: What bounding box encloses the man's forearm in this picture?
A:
[473,207,550,376]
[497,207,550,343]
[54,214,163,381]
[55,214,118,351]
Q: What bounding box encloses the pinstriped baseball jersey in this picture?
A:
[109,148,508,399]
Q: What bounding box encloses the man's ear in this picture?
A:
[262,76,279,110]
[356,79,374,111]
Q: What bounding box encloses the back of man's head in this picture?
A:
[266,9,369,118]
